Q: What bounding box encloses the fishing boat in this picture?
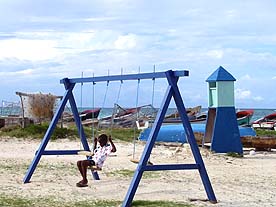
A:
[252,112,276,130]
[139,123,256,143]
[236,109,254,126]
[163,105,205,123]
[162,107,254,125]
[80,108,101,121]
[99,104,157,128]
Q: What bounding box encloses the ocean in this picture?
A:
[0,106,275,123]
[95,107,276,122]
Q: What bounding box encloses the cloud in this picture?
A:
[235,88,263,102]
[235,88,251,100]
[0,38,60,61]
[114,34,137,50]
[0,68,34,77]
[206,50,224,59]
[253,96,264,101]
[225,10,239,19]
[84,17,119,22]
[0,1,275,107]
[239,74,252,80]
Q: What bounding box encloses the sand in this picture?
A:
[1,137,276,207]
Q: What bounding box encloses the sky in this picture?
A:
[0,0,276,109]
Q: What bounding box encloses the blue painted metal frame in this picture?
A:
[60,70,189,84]
[122,70,217,206]
[23,69,216,206]
[23,78,98,183]
[24,71,189,183]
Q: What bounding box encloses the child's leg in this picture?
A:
[77,160,85,179]
[76,159,96,187]
[80,160,91,184]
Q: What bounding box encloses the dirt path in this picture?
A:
[1,137,276,206]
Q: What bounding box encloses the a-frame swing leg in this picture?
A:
[23,82,74,183]
[167,71,217,202]
[64,79,100,180]
[23,78,99,183]
[122,70,216,207]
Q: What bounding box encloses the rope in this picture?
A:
[132,67,141,159]
[151,65,156,107]
[115,68,123,104]
[96,71,111,138]
[80,72,84,150]
[116,81,123,104]
[91,73,96,148]
[101,81,109,113]
[92,71,109,140]
[109,69,123,135]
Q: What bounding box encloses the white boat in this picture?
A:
[252,112,276,130]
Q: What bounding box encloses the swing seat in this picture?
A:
[77,150,93,156]
[77,151,102,171]
[130,158,153,165]
[87,166,102,171]
[136,120,149,130]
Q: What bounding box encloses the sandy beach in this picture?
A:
[1,137,276,207]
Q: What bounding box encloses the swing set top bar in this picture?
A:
[60,70,189,84]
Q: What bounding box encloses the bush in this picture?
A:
[0,124,139,142]
[0,124,79,140]
[255,129,276,137]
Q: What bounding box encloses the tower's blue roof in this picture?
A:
[206,66,236,82]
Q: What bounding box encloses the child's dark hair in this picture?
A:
[98,134,108,144]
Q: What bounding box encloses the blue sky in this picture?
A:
[0,0,276,108]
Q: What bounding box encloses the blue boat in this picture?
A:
[138,123,256,143]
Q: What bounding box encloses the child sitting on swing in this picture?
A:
[76,134,116,187]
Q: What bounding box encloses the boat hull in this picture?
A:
[139,123,256,143]
[252,112,276,130]
[80,108,101,121]
[236,110,254,126]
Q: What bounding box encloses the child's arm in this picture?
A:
[109,136,117,152]
[77,137,98,157]
[77,151,94,156]
[93,137,98,152]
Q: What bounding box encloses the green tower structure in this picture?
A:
[204,66,243,154]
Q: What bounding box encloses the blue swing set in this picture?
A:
[23,69,217,206]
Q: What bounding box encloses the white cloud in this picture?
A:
[0,1,276,107]
[225,10,239,19]
[0,39,60,61]
[235,88,264,102]
[0,68,34,77]
[239,74,252,80]
[84,17,118,22]
[206,49,224,59]
[114,34,137,50]
[235,88,251,100]
[253,96,264,101]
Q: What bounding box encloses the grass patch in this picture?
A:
[107,169,135,177]
[0,124,79,140]
[37,162,77,175]
[226,152,243,158]
[255,129,276,137]
[0,162,29,172]
[0,194,33,207]
[0,194,194,207]
[0,194,120,207]
[92,127,139,142]
[107,169,161,179]
[132,200,194,207]
[0,124,138,142]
